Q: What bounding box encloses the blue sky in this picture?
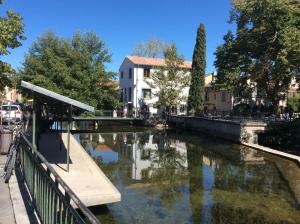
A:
[1,0,234,74]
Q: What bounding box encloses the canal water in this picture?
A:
[75,126,300,224]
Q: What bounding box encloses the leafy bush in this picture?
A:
[94,110,103,117]
[232,103,251,116]
[80,111,95,118]
[258,119,300,154]
[287,93,300,112]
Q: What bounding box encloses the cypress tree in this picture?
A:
[187,23,206,115]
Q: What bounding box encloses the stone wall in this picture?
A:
[168,116,267,144]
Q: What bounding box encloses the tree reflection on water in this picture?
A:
[139,132,189,210]
[77,128,300,224]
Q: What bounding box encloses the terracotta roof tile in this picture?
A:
[95,144,112,151]
[127,56,192,69]
[102,80,119,88]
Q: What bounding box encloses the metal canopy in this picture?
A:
[21,81,95,113]
[21,80,95,172]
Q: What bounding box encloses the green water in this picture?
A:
[75,127,300,224]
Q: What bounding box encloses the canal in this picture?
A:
[74,126,300,224]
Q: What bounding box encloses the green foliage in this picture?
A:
[287,93,300,112]
[188,23,206,115]
[19,31,120,110]
[258,119,300,153]
[0,1,25,91]
[146,44,190,113]
[215,0,300,111]
[232,103,251,116]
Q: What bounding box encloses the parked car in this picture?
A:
[1,104,23,123]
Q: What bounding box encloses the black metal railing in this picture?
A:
[19,133,100,224]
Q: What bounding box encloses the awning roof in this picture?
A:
[21,81,95,113]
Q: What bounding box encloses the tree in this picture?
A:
[0,0,25,91]
[215,0,300,112]
[132,37,168,58]
[147,44,190,114]
[19,31,120,110]
[187,23,206,115]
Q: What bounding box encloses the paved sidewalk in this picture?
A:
[39,132,121,207]
[0,155,15,224]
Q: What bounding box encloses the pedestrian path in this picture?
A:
[39,132,121,207]
[0,155,15,224]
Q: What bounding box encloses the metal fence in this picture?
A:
[96,110,135,118]
[19,133,100,224]
[97,109,300,122]
[186,111,300,123]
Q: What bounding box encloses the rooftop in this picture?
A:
[101,80,119,89]
[95,144,112,151]
[127,56,192,69]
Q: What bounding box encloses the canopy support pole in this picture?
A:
[67,105,72,172]
[32,97,36,150]
[60,115,63,151]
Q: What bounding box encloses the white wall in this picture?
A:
[119,57,190,115]
[135,67,160,114]
[131,134,188,180]
[119,58,135,105]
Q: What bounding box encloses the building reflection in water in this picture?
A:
[76,129,300,224]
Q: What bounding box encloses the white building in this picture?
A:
[130,133,188,181]
[119,56,192,116]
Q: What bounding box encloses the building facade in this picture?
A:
[204,73,299,113]
[119,56,192,116]
[204,73,234,112]
[119,56,298,116]
[2,86,21,104]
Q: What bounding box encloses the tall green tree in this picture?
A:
[187,23,206,115]
[147,44,190,114]
[215,0,300,112]
[0,0,25,91]
[19,31,120,110]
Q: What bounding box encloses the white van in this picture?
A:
[1,104,23,123]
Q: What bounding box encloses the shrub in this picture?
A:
[232,103,251,116]
[258,119,300,154]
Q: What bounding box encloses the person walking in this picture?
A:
[23,105,31,133]
[284,107,289,121]
[289,107,294,121]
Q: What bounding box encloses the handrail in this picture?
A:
[20,132,101,224]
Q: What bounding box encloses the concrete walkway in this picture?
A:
[9,168,40,224]
[39,132,121,207]
[242,142,300,165]
[0,156,15,224]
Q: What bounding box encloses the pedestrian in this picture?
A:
[289,107,294,121]
[284,107,289,121]
[213,106,217,116]
[23,105,31,133]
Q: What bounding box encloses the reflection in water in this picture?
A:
[76,128,300,224]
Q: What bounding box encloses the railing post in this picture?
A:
[54,179,58,224]
[32,149,36,207]
[45,168,51,223]
[64,193,71,224]
[67,105,72,172]
[19,133,101,224]
[32,108,36,149]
